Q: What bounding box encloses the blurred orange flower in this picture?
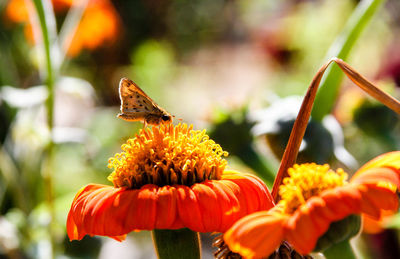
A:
[67,123,274,241]
[66,0,120,57]
[4,0,30,23]
[4,0,120,56]
[224,152,400,258]
[4,0,34,43]
[52,0,74,12]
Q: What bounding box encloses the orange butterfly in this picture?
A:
[118,78,172,127]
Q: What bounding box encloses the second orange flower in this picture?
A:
[224,152,400,258]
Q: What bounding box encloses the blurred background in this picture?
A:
[1,0,400,258]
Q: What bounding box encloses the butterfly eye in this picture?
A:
[161,115,171,121]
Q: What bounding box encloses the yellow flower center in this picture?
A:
[107,123,228,188]
[279,163,348,214]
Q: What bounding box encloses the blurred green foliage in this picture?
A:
[209,107,277,185]
[1,0,400,258]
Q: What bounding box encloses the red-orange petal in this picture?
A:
[352,168,399,218]
[192,183,224,231]
[224,171,275,212]
[285,185,362,254]
[363,210,396,234]
[176,179,257,232]
[176,171,272,233]
[352,166,400,188]
[352,159,400,234]
[358,183,398,219]
[176,185,207,232]
[67,185,121,240]
[154,186,179,229]
[353,151,400,178]
[285,167,400,253]
[67,171,272,240]
[67,184,177,240]
[224,207,287,259]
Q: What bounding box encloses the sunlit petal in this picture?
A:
[354,151,400,178]
[224,208,287,259]
[285,185,361,254]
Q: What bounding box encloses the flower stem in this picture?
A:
[323,240,357,259]
[312,0,385,121]
[272,59,333,201]
[31,0,57,257]
[152,229,201,259]
[271,57,400,201]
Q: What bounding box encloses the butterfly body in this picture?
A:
[118,78,172,126]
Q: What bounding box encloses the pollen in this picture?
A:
[107,123,229,189]
[279,163,348,214]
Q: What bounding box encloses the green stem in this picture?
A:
[32,0,56,94]
[312,0,385,121]
[31,0,57,257]
[152,229,201,259]
[323,240,357,259]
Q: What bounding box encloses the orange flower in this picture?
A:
[224,152,400,258]
[4,0,35,43]
[4,0,30,23]
[4,0,120,56]
[66,0,120,57]
[67,123,274,241]
[52,0,74,12]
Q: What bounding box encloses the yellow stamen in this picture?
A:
[107,123,228,188]
[279,163,348,214]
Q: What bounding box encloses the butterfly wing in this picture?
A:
[118,78,169,123]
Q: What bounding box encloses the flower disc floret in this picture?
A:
[279,163,348,213]
[108,123,228,188]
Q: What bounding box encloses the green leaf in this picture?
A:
[312,0,385,121]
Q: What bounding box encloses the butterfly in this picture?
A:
[118,78,172,127]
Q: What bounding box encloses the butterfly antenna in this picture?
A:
[172,115,183,121]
